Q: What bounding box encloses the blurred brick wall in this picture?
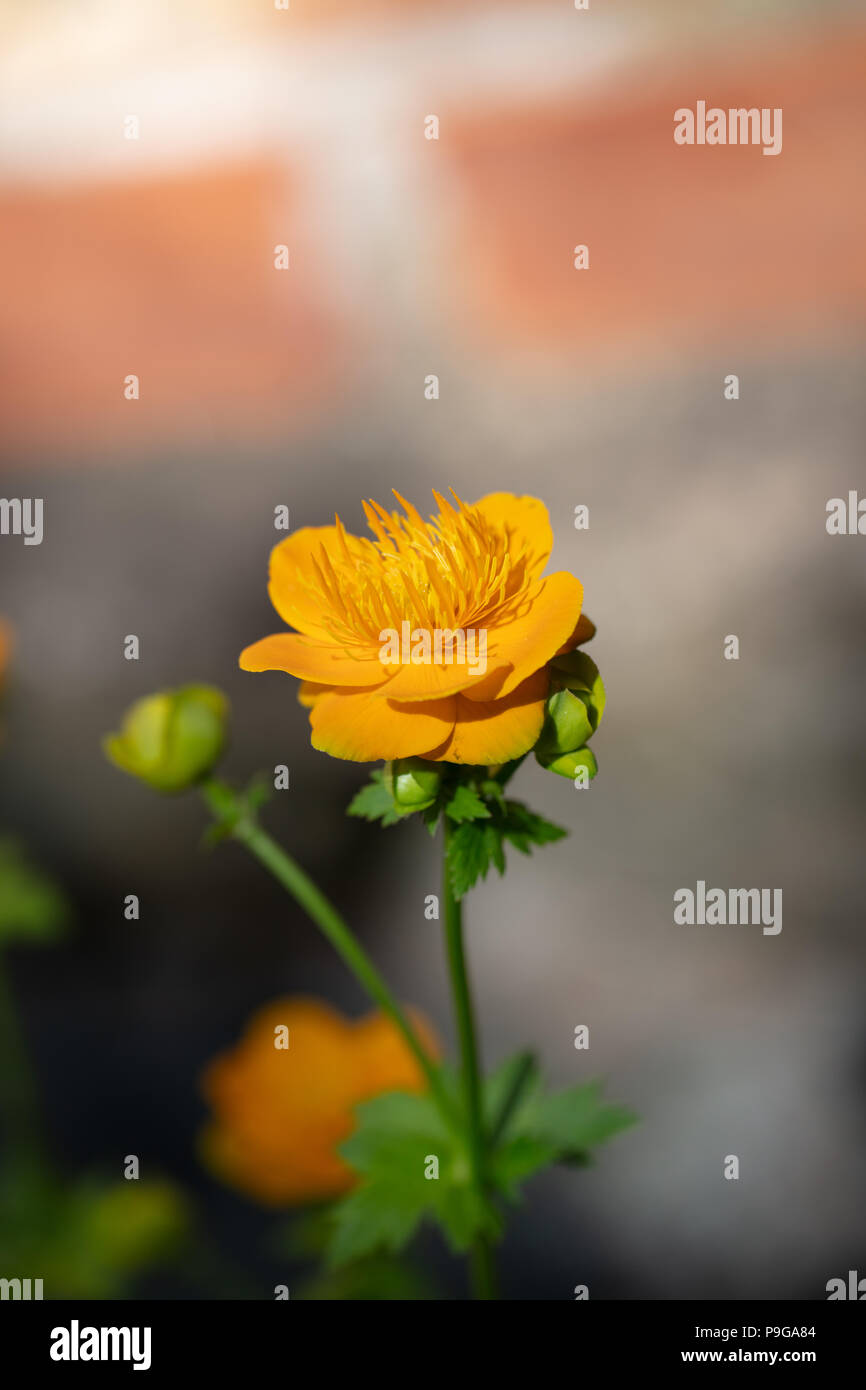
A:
[0,164,346,459]
[0,10,862,461]
[442,31,866,361]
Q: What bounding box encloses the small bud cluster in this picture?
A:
[535,651,605,780]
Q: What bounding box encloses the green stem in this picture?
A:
[200,779,456,1130]
[442,818,498,1300]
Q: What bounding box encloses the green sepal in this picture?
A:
[536,688,593,758]
[549,651,605,732]
[535,745,598,781]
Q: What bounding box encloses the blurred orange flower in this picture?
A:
[240,489,594,763]
[200,997,439,1205]
[0,619,12,686]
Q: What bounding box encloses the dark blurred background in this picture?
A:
[1,0,865,1299]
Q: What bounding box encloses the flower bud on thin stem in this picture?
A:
[104,686,228,794]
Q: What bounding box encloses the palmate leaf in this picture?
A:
[486,1061,637,1194]
[327,1090,497,1268]
[326,1064,636,1268]
[447,800,567,899]
[490,1134,560,1196]
[447,821,494,898]
[527,1081,638,1157]
[443,784,491,824]
[499,802,568,855]
[484,1050,541,1144]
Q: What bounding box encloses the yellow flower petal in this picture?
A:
[463,571,584,702]
[556,611,596,653]
[268,526,370,641]
[382,652,511,702]
[429,669,549,765]
[310,687,456,762]
[297,680,332,708]
[239,633,389,688]
[473,492,553,579]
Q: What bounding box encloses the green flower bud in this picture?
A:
[104,685,228,793]
[537,688,594,758]
[388,757,443,812]
[548,650,605,733]
[536,745,598,782]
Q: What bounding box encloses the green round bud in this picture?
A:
[104,685,229,793]
[536,688,594,758]
[548,650,605,733]
[389,757,443,812]
[535,745,598,782]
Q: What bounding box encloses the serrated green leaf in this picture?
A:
[484,1052,541,1145]
[328,1090,496,1268]
[482,1067,636,1202]
[346,770,403,824]
[346,771,391,820]
[444,784,492,824]
[340,1091,450,1163]
[479,778,506,809]
[489,1135,558,1197]
[446,799,569,899]
[499,802,568,854]
[329,1178,426,1267]
[522,1080,637,1155]
[484,823,506,876]
[447,821,493,898]
[483,1054,551,1195]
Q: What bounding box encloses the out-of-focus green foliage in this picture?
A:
[0,1167,189,1298]
[0,840,69,946]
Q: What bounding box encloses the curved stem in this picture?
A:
[200,779,456,1131]
[442,818,498,1300]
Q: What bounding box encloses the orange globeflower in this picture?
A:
[200,998,438,1206]
[240,490,594,763]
